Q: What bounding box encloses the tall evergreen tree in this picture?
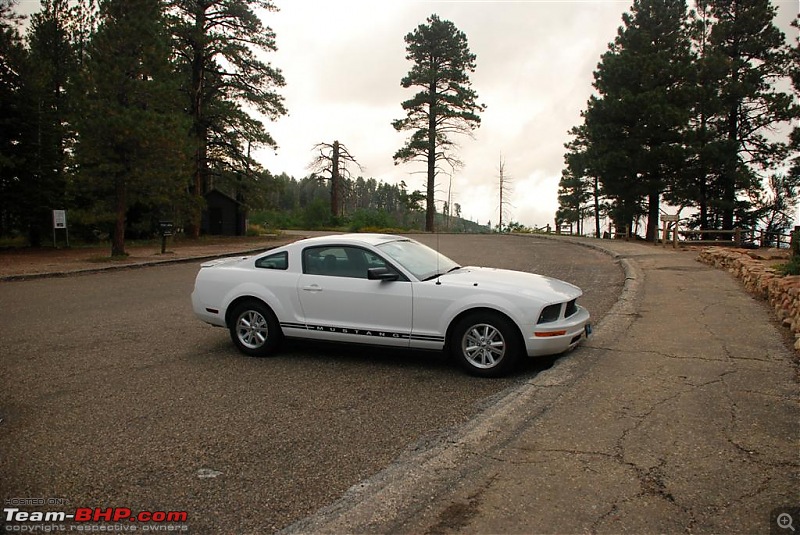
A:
[562,123,602,237]
[700,0,795,231]
[556,170,591,234]
[75,0,189,256]
[22,0,78,245]
[169,0,287,237]
[0,0,27,237]
[789,17,800,184]
[670,0,727,229]
[586,0,692,240]
[392,14,485,232]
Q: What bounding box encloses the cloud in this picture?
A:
[18,0,791,228]
[257,1,635,227]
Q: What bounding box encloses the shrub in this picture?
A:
[348,209,392,231]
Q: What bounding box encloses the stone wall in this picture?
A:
[697,247,800,350]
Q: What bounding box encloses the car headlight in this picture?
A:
[537,303,562,324]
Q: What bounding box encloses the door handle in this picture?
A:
[302,285,322,292]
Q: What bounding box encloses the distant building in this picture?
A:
[201,189,247,236]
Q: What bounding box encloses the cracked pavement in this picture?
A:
[283,238,799,534]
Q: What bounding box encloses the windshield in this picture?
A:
[376,239,460,281]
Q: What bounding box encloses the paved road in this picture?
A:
[284,238,799,535]
[0,234,623,533]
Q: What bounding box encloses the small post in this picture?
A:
[791,226,800,259]
[52,209,68,248]
[734,227,741,247]
[660,214,679,248]
[672,222,678,248]
[158,221,174,254]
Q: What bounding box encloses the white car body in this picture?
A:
[191,234,591,376]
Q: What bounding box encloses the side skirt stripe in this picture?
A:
[279,322,444,343]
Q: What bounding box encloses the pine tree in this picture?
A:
[790,17,800,184]
[701,0,795,231]
[169,0,287,237]
[76,0,189,256]
[562,123,602,237]
[392,14,485,232]
[586,0,693,240]
[22,0,79,245]
[0,0,27,237]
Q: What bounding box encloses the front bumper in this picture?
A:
[524,305,591,357]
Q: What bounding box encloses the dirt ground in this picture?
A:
[0,235,297,279]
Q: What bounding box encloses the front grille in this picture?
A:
[565,299,577,318]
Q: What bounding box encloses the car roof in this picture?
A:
[295,233,406,247]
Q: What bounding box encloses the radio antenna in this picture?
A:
[435,228,441,285]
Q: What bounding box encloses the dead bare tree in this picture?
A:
[498,154,514,231]
[308,140,363,217]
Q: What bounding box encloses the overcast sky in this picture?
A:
[255,0,797,228]
[13,0,797,228]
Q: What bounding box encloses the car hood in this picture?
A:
[436,266,582,303]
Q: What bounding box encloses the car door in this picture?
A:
[296,245,413,346]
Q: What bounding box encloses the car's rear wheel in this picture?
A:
[450,312,521,377]
[229,300,282,357]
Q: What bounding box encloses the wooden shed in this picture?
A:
[202,189,247,236]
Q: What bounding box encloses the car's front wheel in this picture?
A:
[228,300,282,357]
[450,312,521,377]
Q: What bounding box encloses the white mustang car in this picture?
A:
[191,234,591,377]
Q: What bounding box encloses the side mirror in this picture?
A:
[367,267,399,281]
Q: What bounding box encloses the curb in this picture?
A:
[0,242,302,283]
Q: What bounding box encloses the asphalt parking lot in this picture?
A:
[0,234,623,533]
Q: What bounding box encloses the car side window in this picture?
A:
[303,246,389,279]
[255,251,288,270]
[364,251,387,268]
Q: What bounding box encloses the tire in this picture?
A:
[450,312,522,377]
[228,300,282,357]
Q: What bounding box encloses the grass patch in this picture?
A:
[776,258,800,276]
[0,235,28,248]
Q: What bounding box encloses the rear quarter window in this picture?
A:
[255,251,288,270]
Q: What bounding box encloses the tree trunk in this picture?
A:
[722,103,738,233]
[187,139,205,239]
[187,3,207,239]
[593,176,600,238]
[112,176,126,257]
[646,188,659,242]
[425,81,437,232]
[699,166,708,231]
[331,140,340,217]
[722,48,740,234]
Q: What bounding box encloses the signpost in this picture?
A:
[158,221,174,254]
[660,214,679,248]
[52,210,69,247]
